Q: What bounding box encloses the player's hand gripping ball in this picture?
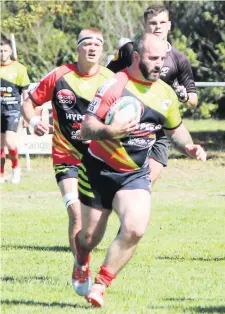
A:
[105,96,142,138]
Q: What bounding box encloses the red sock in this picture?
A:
[8,148,19,169]
[75,231,90,265]
[95,265,116,287]
[0,148,5,175]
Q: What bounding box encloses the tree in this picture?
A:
[166,1,225,118]
[2,0,224,117]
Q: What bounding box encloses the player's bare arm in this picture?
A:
[22,96,50,136]
[22,96,36,122]
[22,89,29,102]
[186,92,198,108]
[81,113,137,140]
[176,88,198,108]
[164,123,207,162]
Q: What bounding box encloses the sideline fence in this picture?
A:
[17,82,225,170]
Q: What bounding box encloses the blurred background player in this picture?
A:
[107,37,133,72]
[0,36,30,184]
[22,28,113,291]
[107,4,198,184]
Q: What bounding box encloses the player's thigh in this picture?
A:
[5,130,18,148]
[149,157,164,182]
[113,189,151,235]
[55,164,79,210]
[1,133,6,148]
[58,177,78,198]
[1,114,7,135]
[4,111,20,133]
[55,164,79,193]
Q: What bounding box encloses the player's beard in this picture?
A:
[139,60,160,81]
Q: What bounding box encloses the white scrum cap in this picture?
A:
[117,37,132,49]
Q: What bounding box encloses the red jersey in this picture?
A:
[29,63,113,165]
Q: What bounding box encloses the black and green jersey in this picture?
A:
[0,61,30,111]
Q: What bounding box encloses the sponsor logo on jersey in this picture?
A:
[7,87,13,93]
[8,73,17,80]
[88,96,101,114]
[71,130,82,140]
[56,89,76,110]
[160,67,170,77]
[72,122,81,129]
[127,137,156,148]
[137,122,162,132]
[96,78,117,97]
[1,93,12,97]
[161,99,171,110]
[65,113,84,121]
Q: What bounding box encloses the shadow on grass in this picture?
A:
[2,276,51,283]
[150,304,225,313]
[1,244,105,253]
[1,276,73,287]
[169,153,225,162]
[1,299,90,309]
[1,244,71,252]
[164,299,225,312]
[164,297,196,301]
[190,130,225,152]
[190,306,225,313]
[168,130,225,160]
[156,256,225,261]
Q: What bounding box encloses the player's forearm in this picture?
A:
[22,89,29,102]
[21,96,36,122]
[164,124,194,156]
[184,93,198,108]
[81,116,113,140]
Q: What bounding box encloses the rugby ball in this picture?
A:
[105,96,142,128]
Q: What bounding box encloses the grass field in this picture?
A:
[1,119,225,314]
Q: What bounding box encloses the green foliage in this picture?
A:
[191,102,219,119]
[2,1,77,80]
[1,0,225,117]
[180,87,223,119]
[166,1,225,118]
[169,29,199,66]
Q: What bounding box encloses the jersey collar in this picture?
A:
[0,60,15,67]
[124,69,154,86]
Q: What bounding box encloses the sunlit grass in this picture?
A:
[1,120,225,313]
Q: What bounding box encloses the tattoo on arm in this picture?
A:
[164,125,193,156]
[81,120,113,141]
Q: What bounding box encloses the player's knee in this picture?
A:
[5,133,17,148]
[5,140,16,150]
[63,192,79,209]
[79,230,100,250]
[122,222,146,242]
[80,232,93,249]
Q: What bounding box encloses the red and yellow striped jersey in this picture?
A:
[87,69,182,172]
[29,63,113,165]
